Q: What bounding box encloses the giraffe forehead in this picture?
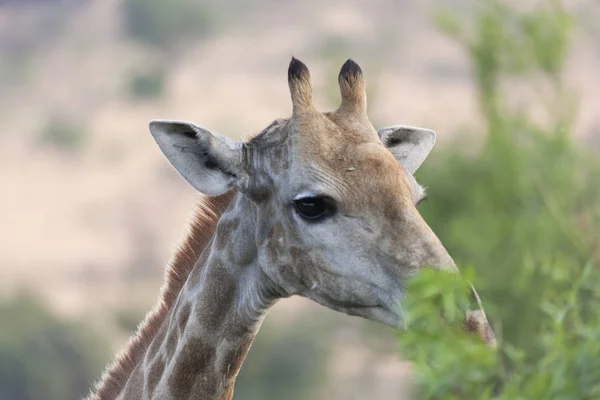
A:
[251,116,412,205]
[286,108,378,148]
[289,141,413,207]
[287,113,379,161]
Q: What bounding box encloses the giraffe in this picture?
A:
[87,58,495,400]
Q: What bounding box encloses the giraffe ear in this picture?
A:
[149,120,244,195]
[378,125,436,174]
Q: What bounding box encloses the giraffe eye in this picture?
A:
[294,197,336,221]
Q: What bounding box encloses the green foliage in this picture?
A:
[0,295,108,400]
[398,268,600,399]
[398,270,502,399]
[421,0,599,357]
[122,0,217,50]
[39,116,86,152]
[399,1,600,398]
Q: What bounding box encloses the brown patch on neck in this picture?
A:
[177,302,192,332]
[147,357,165,396]
[88,191,236,400]
[168,338,218,399]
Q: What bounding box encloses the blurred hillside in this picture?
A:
[1,0,599,399]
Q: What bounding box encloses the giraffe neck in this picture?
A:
[120,194,280,400]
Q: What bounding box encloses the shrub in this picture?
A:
[398,1,600,398]
[398,267,600,399]
[419,0,599,357]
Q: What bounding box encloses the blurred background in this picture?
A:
[1,0,599,399]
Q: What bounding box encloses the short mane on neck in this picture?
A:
[88,191,236,400]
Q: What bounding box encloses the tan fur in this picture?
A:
[88,192,235,400]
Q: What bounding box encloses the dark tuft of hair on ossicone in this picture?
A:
[287,57,314,113]
[337,58,367,116]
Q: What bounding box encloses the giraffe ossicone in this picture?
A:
[88,57,495,400]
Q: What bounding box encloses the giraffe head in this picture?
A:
[149,58,494,344]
